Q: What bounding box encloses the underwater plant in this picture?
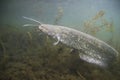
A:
[54,6,64,25]
[83,10,114,36]
[83,10,120,65]
[0,9,120,80]
[0,24,120,80]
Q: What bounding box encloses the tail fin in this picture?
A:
[23,16,41,25]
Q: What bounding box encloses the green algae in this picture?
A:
[0,24,120,80]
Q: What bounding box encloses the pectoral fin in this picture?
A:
[53,40,60,45]
[53,34,60,45]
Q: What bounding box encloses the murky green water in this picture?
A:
[0,0,120,80]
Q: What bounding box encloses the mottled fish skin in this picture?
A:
[23,16,119,67]
[39,24,119,67]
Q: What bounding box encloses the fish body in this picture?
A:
[23,16,119,67]
[39,24,118,67]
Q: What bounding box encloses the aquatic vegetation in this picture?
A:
[83,10,120,53]
[83,10,114,36]
[0,24,120,80]
[54,6,64,25]
[92,10,105,20]
[0,39,6,55]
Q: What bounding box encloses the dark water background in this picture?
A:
[0,0,120,80]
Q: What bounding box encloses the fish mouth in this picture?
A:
[39,25,47,32]
[39,25,44,30]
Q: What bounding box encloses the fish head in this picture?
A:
[39,24,62,38]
